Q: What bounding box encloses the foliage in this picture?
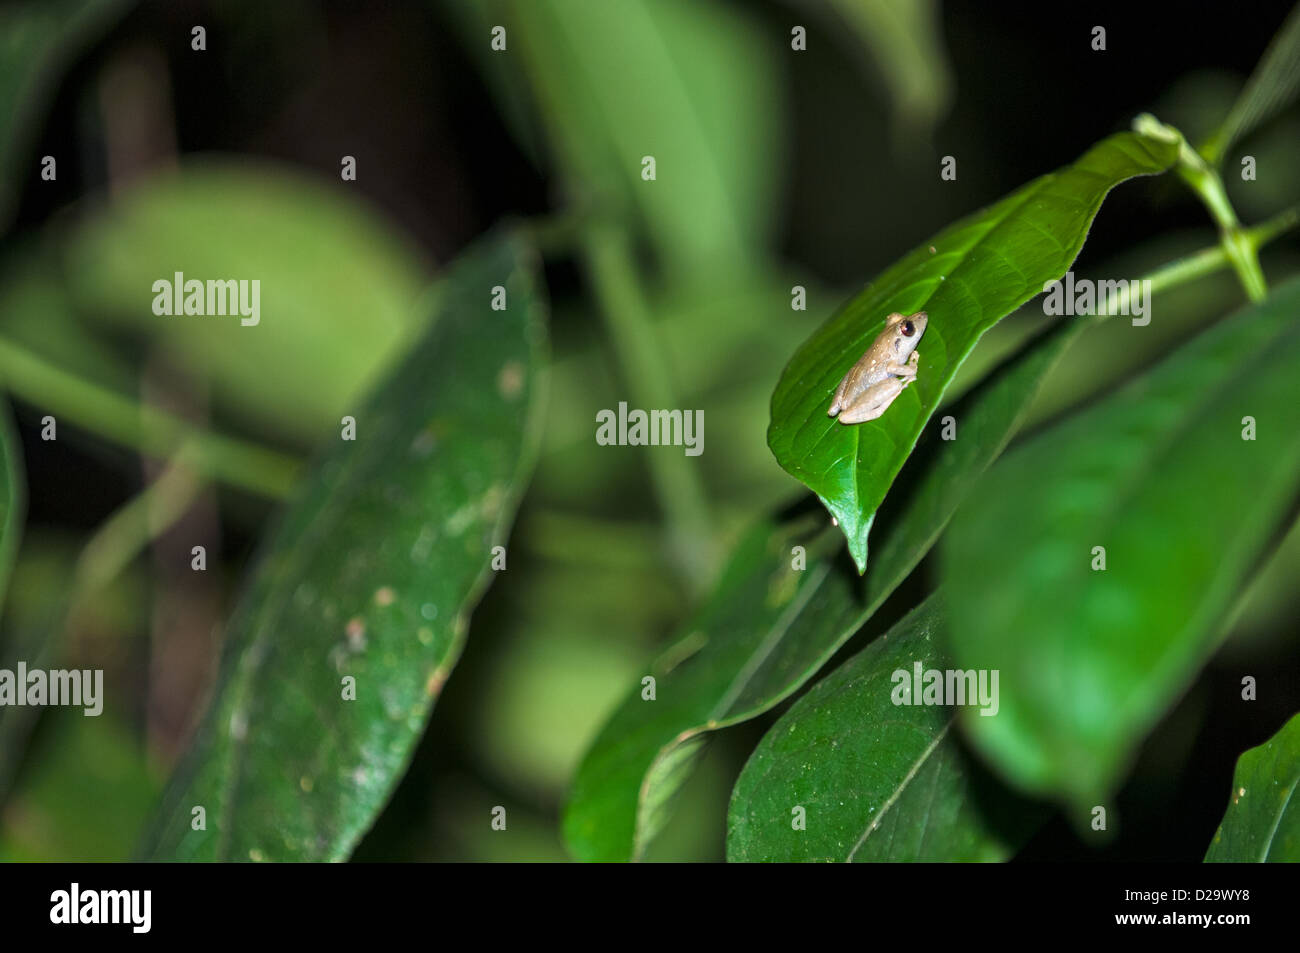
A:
[0,0,1297,864]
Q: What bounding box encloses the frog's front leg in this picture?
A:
[887,350,920,382]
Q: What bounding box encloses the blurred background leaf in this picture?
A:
[503,0,785,292]
[0,0,133,231]
[821,0,952,149]
[1199,2,1300,166]
[0,707,156,861]
[139,233,547,860]
[0,404,23,608]
[0,403,29,799]
[55,163,431,446]
[0,244,135,396]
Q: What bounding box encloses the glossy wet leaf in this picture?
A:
[137,233,548,861]
[564,322,1075,862]
[768,131,1179,571]
[0,0,132,230]
[1205,713,1300,862]
[727,594,1040,862]
[943,278,1300,808]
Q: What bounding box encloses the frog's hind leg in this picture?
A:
[834,378,905,424]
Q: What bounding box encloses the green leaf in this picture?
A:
[0,0,132,231]
[0,402,23,611]
[0,399,27,797]
[943,277,1300,808]
[0,539,74,803]
[1206,713,1300,862]
[0,709,156,861]
[507,0,782,288]
[824,0,952,140]
[59,162,431,443]
[137,232,548,861]
[0,245,134,396]
[1199,2,1300,166]
[563,321,1076,862]
[1228,513,1300,645]
[768,131,1179,572]
[727,593,1041,862]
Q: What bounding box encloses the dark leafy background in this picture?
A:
[0,0,1297,862]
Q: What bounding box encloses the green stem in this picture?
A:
[73,442,205,598]
[1246,203,1300,249]
[579,221,716,588]
[0,448,206,800]
[0,336,300,499]
[1097,205,1300,319]
[1133,114,1268,301]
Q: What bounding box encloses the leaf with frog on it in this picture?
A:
[563,320,1077,862]
[943,277,1300,809]
[727,593,1045,862]
[137,232,548,862]
[768,130,1179,571]
[1206,713,1300,862]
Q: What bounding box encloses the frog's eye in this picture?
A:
[901,320,916,336]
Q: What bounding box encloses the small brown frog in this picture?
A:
[827,311,928,424]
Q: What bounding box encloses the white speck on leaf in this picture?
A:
[410,526,437,562]
[410,428,437,457]
[497,361,525,400]
[446,503,476,536]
